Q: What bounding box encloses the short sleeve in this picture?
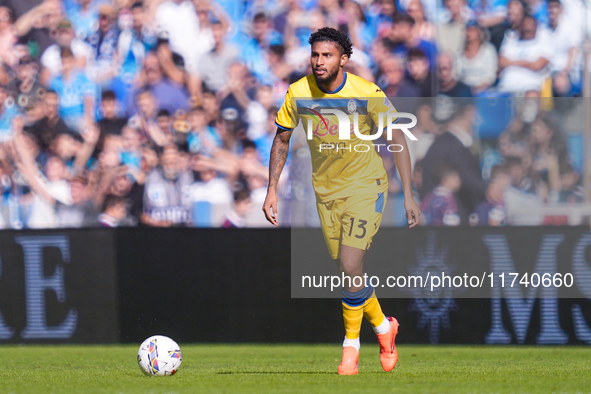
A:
[275,88,295,130]
[367,85,397,129]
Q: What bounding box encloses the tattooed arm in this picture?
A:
[262,127,293,226]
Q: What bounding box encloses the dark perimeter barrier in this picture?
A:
[0,227,590,345]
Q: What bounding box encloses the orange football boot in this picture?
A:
[337,346,359,375]
[376,317,399,372]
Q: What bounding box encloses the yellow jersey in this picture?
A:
[275,72,395,201]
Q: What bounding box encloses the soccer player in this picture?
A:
[262,27,421,375]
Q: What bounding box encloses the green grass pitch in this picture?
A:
[1,344,590,393]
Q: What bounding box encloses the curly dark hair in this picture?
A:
[308,27,353,58]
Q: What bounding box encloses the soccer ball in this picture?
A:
[137,335,182,376]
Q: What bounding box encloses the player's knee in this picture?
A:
[338,258,363,278]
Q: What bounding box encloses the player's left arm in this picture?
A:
[389,131,421,228]
[369,87,421,228]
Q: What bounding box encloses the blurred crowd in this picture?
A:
[406,97,584,227]
[0,0,587,228]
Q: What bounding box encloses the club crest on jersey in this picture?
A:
[347,99,357,114]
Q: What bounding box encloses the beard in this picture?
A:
[314,66,339,87]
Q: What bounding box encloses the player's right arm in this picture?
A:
[263,127,293,226]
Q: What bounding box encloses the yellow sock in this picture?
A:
[342,301,364,339]
[363,291,386,328]
[342,286,377,339]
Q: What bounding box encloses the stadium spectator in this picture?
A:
[55,175,99,228]
[8,54,43,113]
[142,144,193,227]
[48,47,96,133]
[192,0,230,58]
[190,160,232,203]
[472,165,511,225]
[266,44,296,89]
[339,0,374,51]
[279,2,314,53]
[155,0,201,74]
[15,151,72,229]
[186,106,221,157]
[221,188,252,228]
[196,20,239,93]
[97,164,144,224]
[420,164,461,226]
[114,6,146,83]
[66,0,100,40]
[406,48,434,97]
[217,62,256,125]
[120,125,144,172]
[243,85,276,141]
[238,139,268,186]
[128,89,172,146]
[389,13,437,67]
[456,20,498,94]
[489,0,525,51]
[435,0,466,55]
[370,37,394,77]
[154,39,187,89]
[420,99,485,223]
[98,90,127,137]
[190,155,233,227]
[503,155,544,224]
[13,0,61,57]
[366,0,399,39]
[216,107,246,155]
[241,12,282,85]
[40,18,94,83]
[377,55,421,97]
[505,155,536,195]
[126,51,189,116]
[545,0,581,97]
[25,89,75,151]
[52,120,99,175]
[437,53,472,97]
[529,113,568,202]
[86,4,119,65]
[497,14,551,96]
[272,0,301,37]
[201,90,221,127]
[129,1,157,51]
[157,109,172,135]
[558,164,582,203]
[407,0,436,41]
[98,194,129,227]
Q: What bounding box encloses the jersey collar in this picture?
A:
[317,72,347,94]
